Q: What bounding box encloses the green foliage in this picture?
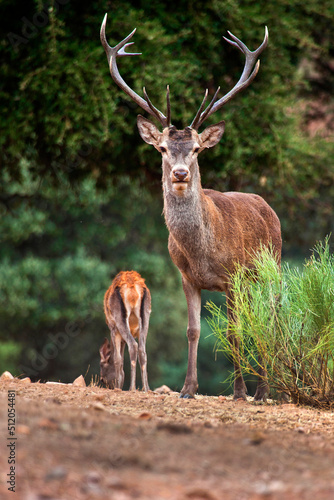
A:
[0,341,21,375]
[207,239,334,407]
[0,164,188,385]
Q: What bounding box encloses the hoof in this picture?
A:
[254,385,269,402]
[253,393,268,403]
[179,393,195,399]
[233,389,247,401]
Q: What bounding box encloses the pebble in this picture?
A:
[0,371,14,381]
[154,384,172,394]
[44,465,67,481]
[73,375,86,387]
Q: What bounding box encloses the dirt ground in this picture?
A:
[1,377,334,500]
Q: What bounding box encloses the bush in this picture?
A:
[207,238,334,408]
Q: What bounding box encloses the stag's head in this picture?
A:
[100,15,268,197]
[137,117,225,196]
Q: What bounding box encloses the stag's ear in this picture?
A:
[199,121,225,150]
[137,115,162,148]
[99,338,111,362]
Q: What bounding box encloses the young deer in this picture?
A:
[100,16,282,400]
[100,271,151,391]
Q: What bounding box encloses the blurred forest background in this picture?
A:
[0,0,333,394]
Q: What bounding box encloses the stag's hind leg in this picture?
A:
[226,291,247,400]
[253,359,269,402]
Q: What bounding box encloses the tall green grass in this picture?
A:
[207,239,334,407]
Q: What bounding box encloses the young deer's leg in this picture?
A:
[112,332,124,389]
[138,290,150,392]
[138,336,149,392]
[180,277,201,398]
[119,339,126,389]
[226,290,247,400]
[117,321,138,391]
[110,290,138,391]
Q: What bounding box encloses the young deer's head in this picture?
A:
[99,337,119,388]
[100,14,268,195]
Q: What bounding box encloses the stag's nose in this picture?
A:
[173,168,189,182]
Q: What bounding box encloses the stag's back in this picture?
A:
[206,189,282,266]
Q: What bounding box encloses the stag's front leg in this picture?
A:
[180,277,201,398]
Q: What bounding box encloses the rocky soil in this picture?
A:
[1,374,334,500]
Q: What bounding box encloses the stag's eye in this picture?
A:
[160,146,167,154]
[193,147,200,154]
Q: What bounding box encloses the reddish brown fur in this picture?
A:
[100,19,280,400]
[100,271,151,391]
[104,271,148,338]
[137,117,282,401]
[106,270,147,296]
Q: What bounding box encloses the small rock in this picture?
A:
[73,375,86,387]
[45,465,67,481]
[137,411,152,420]
[19,377,31,384]
[93,394,105,402]
[91,402,106,411]
[46,381,68,386]
[218,395,227,402]
[17,425,31,435]
[255,480,285,495]
[38,418,59,430]
[186,488,218,499]
[154,384,172,394]
[0,371,14,381]
[246,431,266,446]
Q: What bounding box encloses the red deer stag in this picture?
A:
[100,271,151,391]
[100,15,282,400]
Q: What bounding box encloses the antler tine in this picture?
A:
[100,13,168,128]
[143,87,168,128]
[223,26,268,83]
[191,87,220,130]
[166,85,171,127]
[225,26,269,57]
[190,89,209,129]
[192,26,269,130]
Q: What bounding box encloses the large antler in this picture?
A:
[190,27,269,130]
[100,13,171,128]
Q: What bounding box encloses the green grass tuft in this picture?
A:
[207,238,334,408]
